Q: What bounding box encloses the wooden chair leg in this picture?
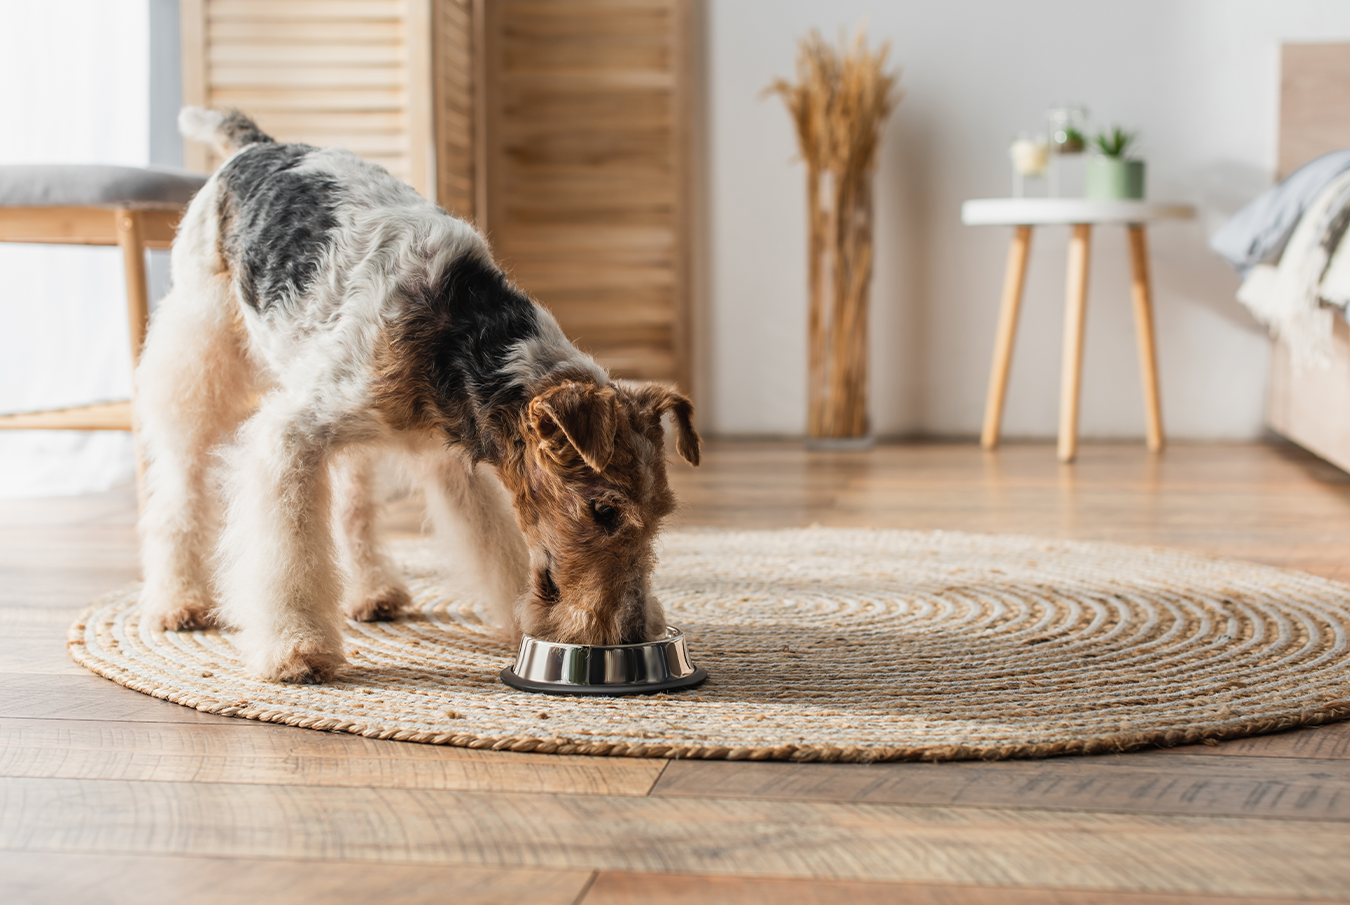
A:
[1058,224,1092,464]
[1127,225,1165,453]
[981,225,1033,450]
[115,208,150,498]
[116,208,150,366]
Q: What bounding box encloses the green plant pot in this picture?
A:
[1085,157,1145,200]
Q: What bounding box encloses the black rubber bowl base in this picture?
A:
[499,666,708,697]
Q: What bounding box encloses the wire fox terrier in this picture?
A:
[134,108,700,684]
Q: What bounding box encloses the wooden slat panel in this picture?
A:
[433,0,477,217]
[6,776,1350,897]
[209,19,405,43]
[182,0,210,171]
[209,88,408,112]
[405,0,435,198]
[483,0,691,384]
[210,66,408,89]
[209,0,404,21]
[209,42,407,66]
[0,851,592,905]
[188,0,446,196]
[248,110,408,134]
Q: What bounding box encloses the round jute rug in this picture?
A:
[69,529,1350,762]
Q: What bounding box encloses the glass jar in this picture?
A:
[1047,104,1087,154]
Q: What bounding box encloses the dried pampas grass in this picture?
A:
[769,29,900,440]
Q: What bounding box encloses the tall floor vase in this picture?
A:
[770,30,899,444]
[807,167,876,441]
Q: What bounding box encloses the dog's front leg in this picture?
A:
[417,451,529,641]
[215,398,349,683]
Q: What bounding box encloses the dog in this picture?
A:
[134,108,700,684]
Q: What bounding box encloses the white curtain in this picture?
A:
[0,1,151,497]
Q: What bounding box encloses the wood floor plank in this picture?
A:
[0,850,593,905]
[0,674,236,724]
[1158,722,1350,761]
[4,776,1350,897]
[583,870,1346,905]
[0,607,84,674]
[650,753,1350,822]
[0,717,665,796]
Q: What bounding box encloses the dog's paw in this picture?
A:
[140,586,215,632]
[346,585,411,623]
[159,605,214,632]
[262,644,347,684]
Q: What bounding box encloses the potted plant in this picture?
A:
[1086,126,1145,200]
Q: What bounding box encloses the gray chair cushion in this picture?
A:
[0,164,208,208]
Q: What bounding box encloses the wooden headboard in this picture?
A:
[1279,43,1350,177]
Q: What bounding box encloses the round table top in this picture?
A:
[961,198,1197,226]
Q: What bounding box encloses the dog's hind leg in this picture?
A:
[136,272,256,631]
[332,445,410,622]
[416,450,529,640]
[214,392,356,683]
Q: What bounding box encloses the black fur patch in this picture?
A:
[218,144,340,313]
[375,255,549,459]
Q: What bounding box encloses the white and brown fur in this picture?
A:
[135,108,700,684]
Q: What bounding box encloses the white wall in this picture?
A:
[705,0,1350,439]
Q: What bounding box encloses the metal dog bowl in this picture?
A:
[500,627,707,696]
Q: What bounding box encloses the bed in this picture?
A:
[1262,43,1350,471]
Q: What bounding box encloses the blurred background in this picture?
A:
[5,0,1350,497]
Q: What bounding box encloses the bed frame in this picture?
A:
[1266,44,1350,471]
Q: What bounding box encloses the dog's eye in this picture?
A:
[589,501,620,529]
[535,567,560,605]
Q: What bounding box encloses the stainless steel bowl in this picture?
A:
[500,627,707,696]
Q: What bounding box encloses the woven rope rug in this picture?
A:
[69,528,1350,762]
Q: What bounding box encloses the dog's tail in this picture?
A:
[178,106,274,157]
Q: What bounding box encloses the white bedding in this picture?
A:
[1237,168,1350,367]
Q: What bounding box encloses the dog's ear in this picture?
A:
[627,384,700,467]
[529,382,619,473]
[658,390,701,466]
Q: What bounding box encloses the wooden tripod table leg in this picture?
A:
[981,225,1033,450]
[1127,224,1165,452]
[1057,224,1092,463]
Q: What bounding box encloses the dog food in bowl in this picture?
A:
[500,627,707,696]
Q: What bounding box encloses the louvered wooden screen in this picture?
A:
[181,0,691,387]
[181,0,436,197]
[432,0,478,220]
[481,0,692,386]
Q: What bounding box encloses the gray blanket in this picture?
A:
[1211,150,1350,276]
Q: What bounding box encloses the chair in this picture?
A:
[0,164,205,436]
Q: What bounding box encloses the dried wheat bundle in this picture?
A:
[769,30,901,440]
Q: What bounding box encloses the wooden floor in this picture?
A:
[5,440,1350,904]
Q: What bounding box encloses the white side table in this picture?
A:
[961,198,1196,462]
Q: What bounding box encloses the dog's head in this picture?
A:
[505,378,700,646]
